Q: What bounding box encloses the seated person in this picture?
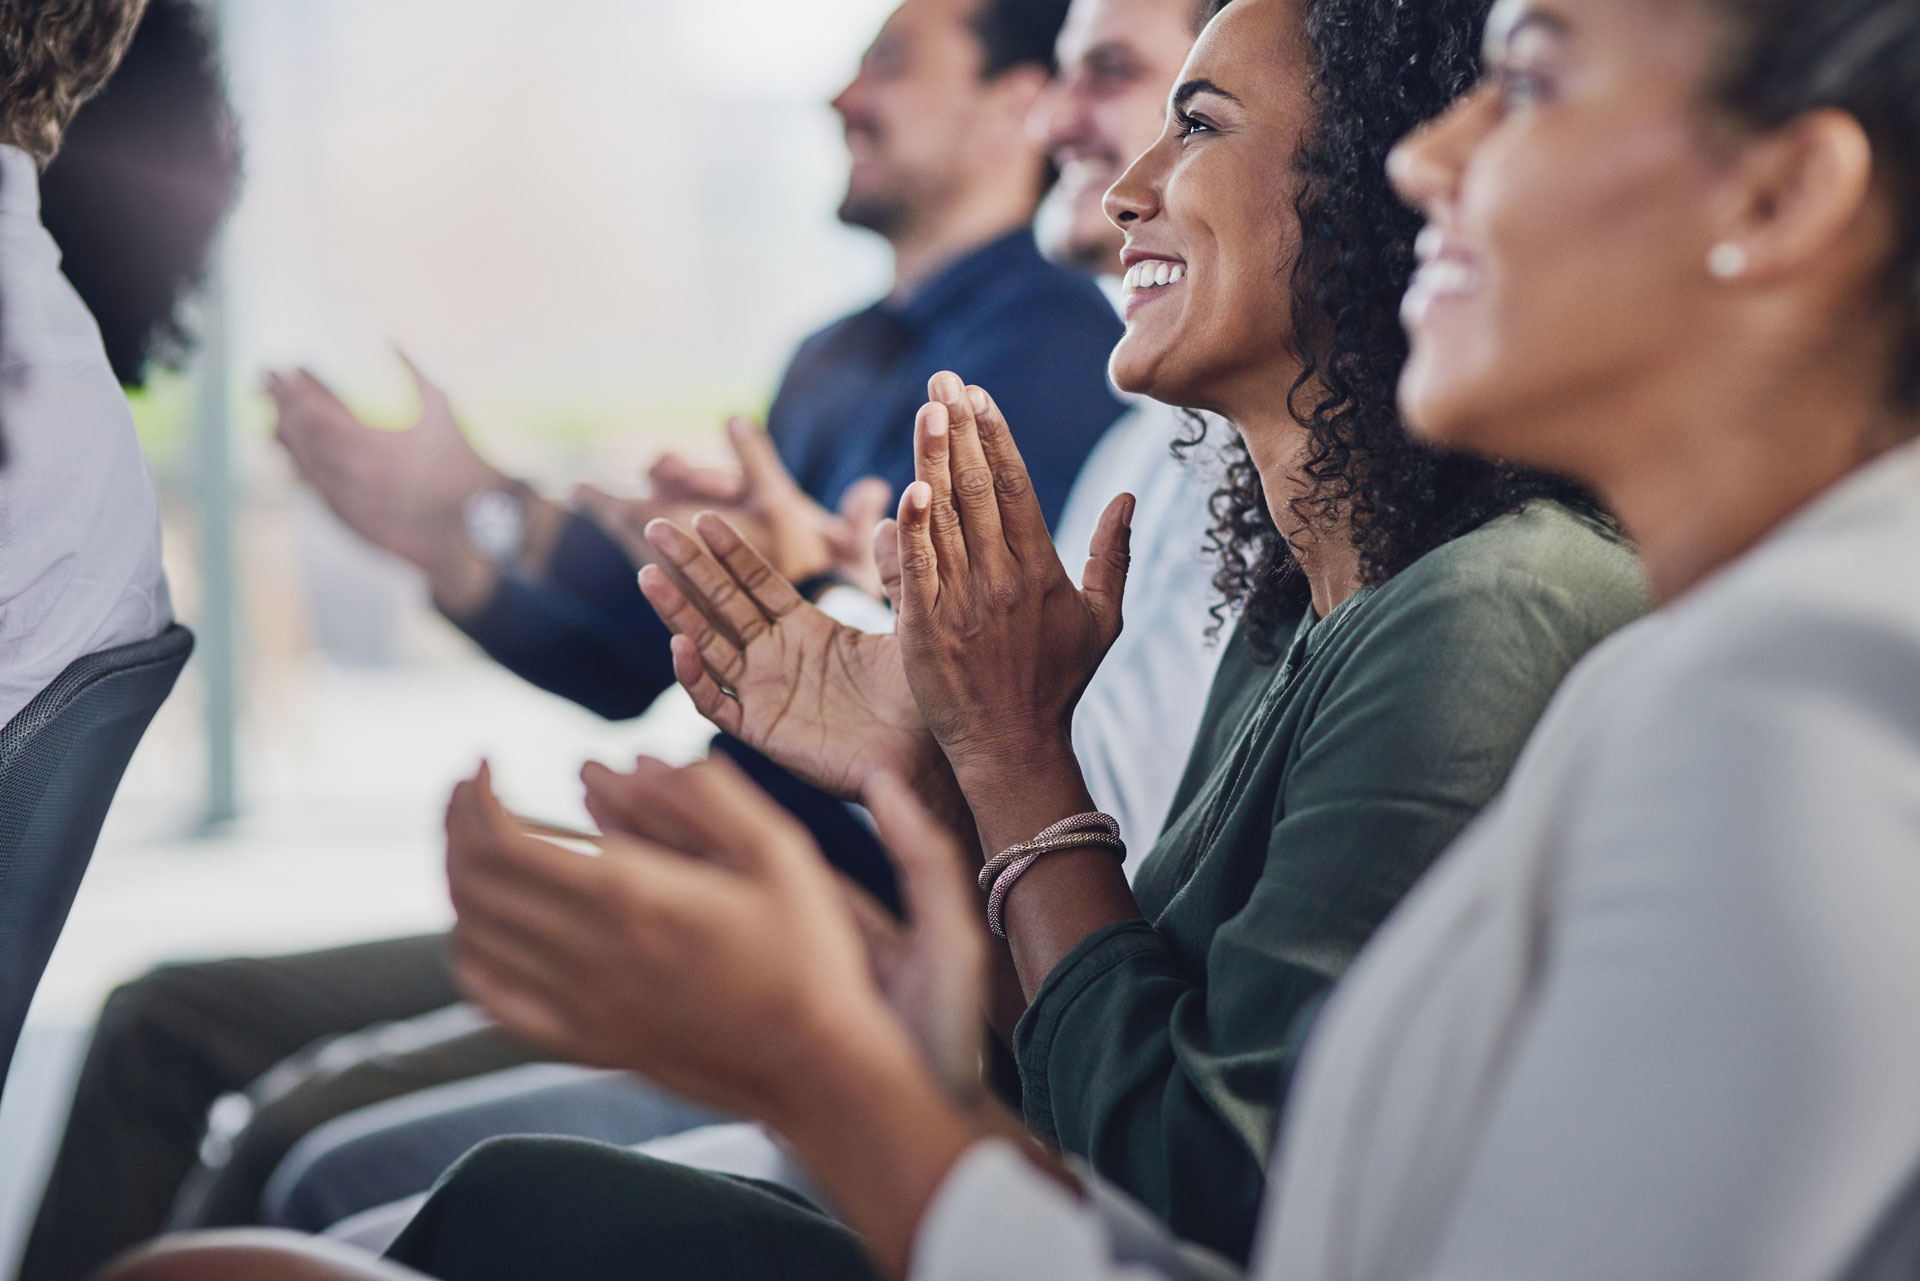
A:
[392,0,1646,1267]
[249,0,1229,1237]
[0,0,172,731]
[6,5,235,1278]
[384,0,1920,1275]
[23,0,1129,1270]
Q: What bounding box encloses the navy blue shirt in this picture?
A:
[455,229,1124,901]
[459,228,1122,718]
[772,228,1124,523]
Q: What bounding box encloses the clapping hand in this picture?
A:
[578,418,893,595]
[638,512,960,821]
[893,372,1134,804]
[269,354,510,571]
[446,755,987,1118]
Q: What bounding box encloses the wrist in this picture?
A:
[769,1014,986,1279]
[428,544,502,622]
[767,1006,926,1143]
[947,737,1094,857]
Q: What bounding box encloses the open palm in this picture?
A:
[269,355,505,569]
[640,513,945,806]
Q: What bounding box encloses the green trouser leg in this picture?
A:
[387,1136,883,1281]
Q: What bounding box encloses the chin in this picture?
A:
[1108,333,1197,407]
[1398,338,1492,443]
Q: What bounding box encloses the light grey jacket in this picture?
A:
[912,438,1920,1281]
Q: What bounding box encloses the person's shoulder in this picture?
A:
[1364,500,1651,645]
[1620,461,1920,728]
[789,304,885,354]
[953,235,1119,331]
[995,256,1118,327]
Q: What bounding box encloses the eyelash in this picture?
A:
[1491,65,1552,107]
[1174,108,1214,139]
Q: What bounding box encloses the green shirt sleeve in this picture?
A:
[1013,540,1644,1263]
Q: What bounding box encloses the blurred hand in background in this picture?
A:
[577,417,893,596]
[269,355,508,572]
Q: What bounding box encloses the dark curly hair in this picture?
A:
[39,0,241,386]
[1187,0,1607,653]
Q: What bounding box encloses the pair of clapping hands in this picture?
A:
[444,371,1137,1162]
[641,372,1137,822]
[268,351,893,602]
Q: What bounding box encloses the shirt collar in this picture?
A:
[892,227,1043,330]
[1755,433,1920,552]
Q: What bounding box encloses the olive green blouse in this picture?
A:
[1012,501,1649,1263]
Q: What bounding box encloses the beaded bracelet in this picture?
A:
[981,812,1126,939]
[977,812,1123,891]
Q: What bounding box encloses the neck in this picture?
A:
[1227,394,1366,620]
[887,183,1038,303]
[1607,415,1896,605]
[1585,335,1909,604]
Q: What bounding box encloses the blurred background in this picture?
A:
[0,0,901,1265]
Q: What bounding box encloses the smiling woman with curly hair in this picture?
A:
[1189,0,1606,647]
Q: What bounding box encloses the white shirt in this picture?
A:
[0,145,171,726]
[1053,399,1228,856]
[912,438,1920,1281]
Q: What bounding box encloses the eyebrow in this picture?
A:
[1172,77,1241,110]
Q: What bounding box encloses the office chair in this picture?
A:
[0,623,194,1093]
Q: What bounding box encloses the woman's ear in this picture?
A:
[1718,108,1878,284]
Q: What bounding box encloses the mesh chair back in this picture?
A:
[1841,1158,1920,1281]
[0,623,194,1093]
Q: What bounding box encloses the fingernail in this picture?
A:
[934,372,963,403]
[909,482,932,511]
[926,404,948,437]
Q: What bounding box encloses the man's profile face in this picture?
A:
[831,0,997,239]
[1033,0,1199,272]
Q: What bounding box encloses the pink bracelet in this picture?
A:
[977,812,1123,891]
[982,812,1126,940]
[986,852,1044,938]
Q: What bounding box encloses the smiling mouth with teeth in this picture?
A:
[1124,261,1186,293]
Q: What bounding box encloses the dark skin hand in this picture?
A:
[892,371,1146,996]
[443,755,1068,1279]
[645,370,1147,1004]
[639,518,1031,1034]
[636,513,958,816]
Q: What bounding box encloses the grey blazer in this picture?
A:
[911,440,1920,1281]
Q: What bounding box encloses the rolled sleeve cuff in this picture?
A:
[911,1140,1240,1281]
[1014,920,1173,1143]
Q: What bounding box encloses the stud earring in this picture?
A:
[1708,242,1749,280]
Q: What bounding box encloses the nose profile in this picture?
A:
[831,71,866,123]
[1387,87,1490,214]
[1104,143,1164,229]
